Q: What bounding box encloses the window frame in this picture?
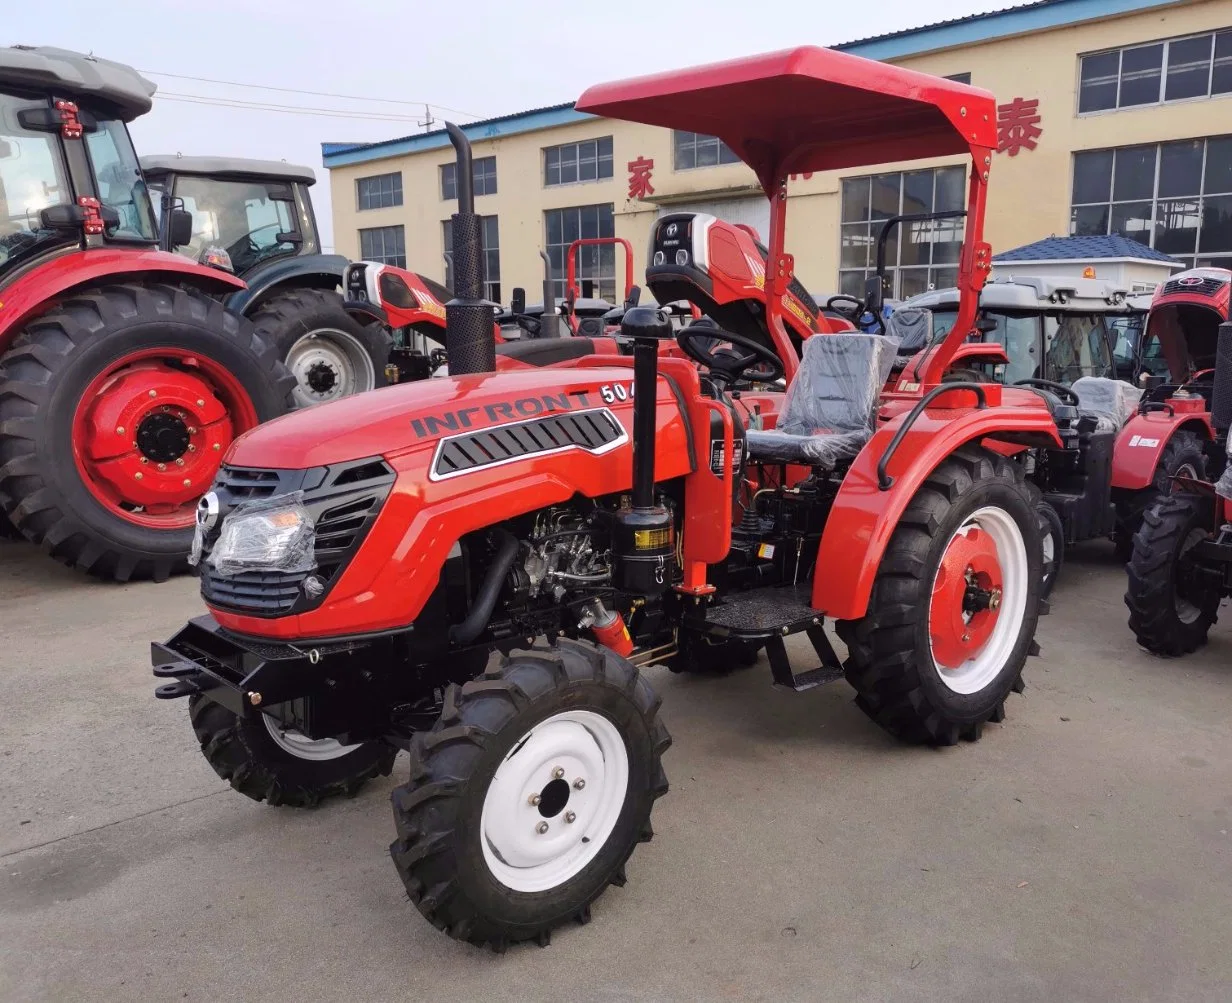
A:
[1077,27,1232,116]
[543,203,616,300]
[356,171,403,211]
[442,214,500,302]
[671,131,742,171]
[441,156,498,200]
[543,137,614,188]
[358,224,406,268]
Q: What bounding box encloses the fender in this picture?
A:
[214,365,695,638]
[811,388,1061,621]
[0,248,245,351]
[1111,412,1213,490]
[950,342,1009,366]
[224,253,349,314]
[342,298,387,326]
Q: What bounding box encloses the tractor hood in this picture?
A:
[227,366,659,470]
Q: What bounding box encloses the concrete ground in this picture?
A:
[1,538,1229,1003]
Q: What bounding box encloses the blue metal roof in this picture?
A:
[993,234,1183,264]
[323,0,1180,168]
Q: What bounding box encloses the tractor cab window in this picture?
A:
[0,93,75,274]
[1107,312,1146,378]
[170,176,298,273]
[85,120,157,242]
[1044,313,1114,383]
[930,308,1041,385]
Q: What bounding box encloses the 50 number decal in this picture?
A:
[599,382,634,403]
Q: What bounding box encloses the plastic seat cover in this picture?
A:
[1070,376,1143,433]
[745,333,899,466]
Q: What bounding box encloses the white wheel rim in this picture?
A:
[263,713,360,761]
[286,327,376,407]
[480,709,629,893]
[929,505,1030,695]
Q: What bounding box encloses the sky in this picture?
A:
[4,0,1031,251]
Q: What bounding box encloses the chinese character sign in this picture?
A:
[997,98,1042,156]
[789,172,814,181]
[627,156,654,199]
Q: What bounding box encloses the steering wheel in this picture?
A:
[1180,368,1216,391]
[825,294,865,319]
[676,324,785,387]
[1014,378,1080,407]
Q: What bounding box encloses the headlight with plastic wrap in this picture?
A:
[202,492,317,578]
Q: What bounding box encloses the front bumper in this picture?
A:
[151,615,348,716]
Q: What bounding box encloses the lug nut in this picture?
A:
[196,399,205,407]
[134,472,143,480]
[115,426,125,435]
[573,778,585,790]
[212,443,221,451]
[182,478,191,487]
[148,390,157,398]
[962,633,971,642]
[187,445,196,452]
[248,690,262,706]
[140,457,148,464]
[187,426,196,434]
[528,793,541,806]
[157,463,166,471]
[536,821,549,834]
[175,458,184,466]
[565,811,576,824]
[552,766,564,779]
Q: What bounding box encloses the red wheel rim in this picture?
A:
[71,348,258,530]
[928,523,1004,670]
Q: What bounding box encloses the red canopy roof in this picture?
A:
[575,46,997,190]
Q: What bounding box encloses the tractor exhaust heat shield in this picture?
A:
[443,122,495,375]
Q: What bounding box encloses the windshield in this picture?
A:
[0,93,75,273]
[930,308,1041,384]
[170,176,298,273]
[1043,314,1114,383]
[85,120,157,242]
[1107,312,1145,377]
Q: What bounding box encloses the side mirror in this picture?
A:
[624,285,642,309]
[168,209,193,248]
[863,274,884,318]
[976,316,1000,334]
[510,287,526,315]
[275,231,303,245]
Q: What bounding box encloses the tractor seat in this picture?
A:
[1070,376,1143,432]
[745,333,899,468]
[885,306,933,359]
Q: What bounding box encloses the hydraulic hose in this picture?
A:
[449,530,520,645]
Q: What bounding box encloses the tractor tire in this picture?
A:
[1124,493,1221,656]
[836,446,1042,746]
[1036,499,1065,600]
[390,639,670,951]
[248,288,390,408]
[188,694,397,808]
[1114,429,1206,562]
[0,283,293,582]
[0,505,17,540]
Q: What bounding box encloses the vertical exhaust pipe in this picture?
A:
[539,249,560,339]
[443,122,495,374]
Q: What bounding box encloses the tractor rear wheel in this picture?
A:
[837,446,1042,745]
[0,284,293,581]
[248,288,390,408]
[1125,493,1221,656]
[189,695,397,808]
[1114,429,1206,561]
[390,640,670,951]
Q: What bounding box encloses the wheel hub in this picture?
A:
[480,710,628,893]
[305,360,339,394]
[136,411,191,463]
[929,525,1003,670]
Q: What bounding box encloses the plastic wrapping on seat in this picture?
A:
[745,333,899,467]
[1070,376,1143,433]
[885,307,932,354]
[1217,441,1232,500]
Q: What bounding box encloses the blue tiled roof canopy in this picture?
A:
[994,234,1183,264]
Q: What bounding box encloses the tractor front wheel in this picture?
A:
[390,640,670,950]
[248,288,390,408]
[837,446,1042,745]
[1125,493,1221,656]
[0,284,293,581]
[1114,429,1206,561]
[188,695,397,808]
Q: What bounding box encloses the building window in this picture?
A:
[544,204,615,300]
[944,72,972,85]
[673,131,741,170]
[1070,136,1232,270]
[544,138,613,186]
[356,172,402,211]
[441,156,497,200]
[1078,29,1232,113]
[443,215,500,302]
[358,225,405,267]
[838,166,966,299]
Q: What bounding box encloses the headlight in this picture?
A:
[207,492,316,578]
[675,249,690,265]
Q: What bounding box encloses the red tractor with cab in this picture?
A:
[153,48,1057,950]
[0,46,291,580]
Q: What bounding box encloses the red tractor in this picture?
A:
[153,48,1058,949]
[0,47,291,580]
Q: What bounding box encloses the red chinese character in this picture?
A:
[627,156,654,199]
[789,172,814,181]
[997,98,1042,156]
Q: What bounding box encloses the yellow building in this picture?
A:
[323,0,1232,307]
